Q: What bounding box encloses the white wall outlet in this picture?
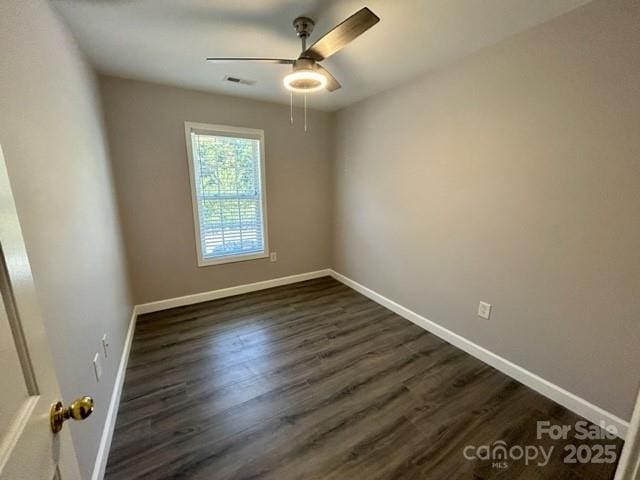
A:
[270,252,277,262]
[478,301,492,320]
[93,353,102,382]
[101,334,109,359]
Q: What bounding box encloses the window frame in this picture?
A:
[184,121,269,267]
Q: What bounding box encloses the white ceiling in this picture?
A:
[52,0,591,111]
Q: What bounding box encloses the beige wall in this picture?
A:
[0,1,133,478]
[333,0,640,420]
[99,76,333,304]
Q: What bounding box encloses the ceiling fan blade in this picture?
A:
[206,57,295,64]
[302,7,380,61]
[317,65,341,92]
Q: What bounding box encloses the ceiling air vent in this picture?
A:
[223,75,256,86]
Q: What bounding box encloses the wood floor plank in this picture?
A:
[105,277,622,480]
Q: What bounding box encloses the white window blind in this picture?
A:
[185,123,268,266]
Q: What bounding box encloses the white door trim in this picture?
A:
[615,387,640,479]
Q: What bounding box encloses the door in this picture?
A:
[0,145,82,480]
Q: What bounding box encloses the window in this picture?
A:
[184,122,268,266]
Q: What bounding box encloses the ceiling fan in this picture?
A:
[206,7,380,94]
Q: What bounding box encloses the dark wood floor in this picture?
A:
[105,277,622,479]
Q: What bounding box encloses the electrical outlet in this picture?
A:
[270,252,277,262]
[478,301,492,320]
[101,334,109,359]
[93,353,102,382]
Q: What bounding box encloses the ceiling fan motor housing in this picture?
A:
[293,58,316,71]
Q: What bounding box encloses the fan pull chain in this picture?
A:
[304,94,307,132]
[290,91,293,125]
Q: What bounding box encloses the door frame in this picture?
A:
[615,386,640,479]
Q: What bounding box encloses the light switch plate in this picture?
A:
[478,301,492,320]
[93,353,102,382]
[270,252,277,262]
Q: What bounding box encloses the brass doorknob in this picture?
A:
[50,396,94,433]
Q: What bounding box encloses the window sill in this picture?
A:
[197,251,269,267]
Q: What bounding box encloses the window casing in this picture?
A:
[184,122,268,266]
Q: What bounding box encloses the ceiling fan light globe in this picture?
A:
[283,70,327,93]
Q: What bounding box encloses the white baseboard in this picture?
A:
[90,267,628,480]
[329,269,629,439]
[90,270,332,479]
[135,269,332,315]
[91,306,138,480]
